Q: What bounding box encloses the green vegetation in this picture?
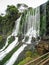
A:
[25,51,32,57]
[0,35,6,49]
[25,50,39,59]
[8,36,15,44]
[40,5,46,37]
[0,35,3,42]
[0,5,20,35]
[40,1,49,36]
[17,50,39,65]
[18,57,32,65]
[13,47,39,65]
[46,1,49,35]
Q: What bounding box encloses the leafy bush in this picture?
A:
[0,5,20,36]
[25,51,32,57]
[0,36,6,49]
[8,36,15,44]
[18,57,32,65]
[0,35,3,42]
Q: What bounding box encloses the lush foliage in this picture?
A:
[25,51,32,57]
[0,5,20,35]
[18,57,32,65]
[40,1,49,36]
[46,1,49,35]
[40,4,46,36]
[0,35,6,49]
[8,36,15,44]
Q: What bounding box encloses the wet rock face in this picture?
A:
[36,40,49,55]
[24,36,29,42]
[18,34,24,42]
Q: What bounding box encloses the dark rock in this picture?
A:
[18,34,24,42]
[24,36,29,42]
[31,37,36,43]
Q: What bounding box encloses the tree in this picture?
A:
[6,5,20,21]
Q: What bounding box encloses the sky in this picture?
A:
[0,0,48,15]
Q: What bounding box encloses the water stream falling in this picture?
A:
[0,17,21,60]
[0,17,21,52]
[20,7,40,44]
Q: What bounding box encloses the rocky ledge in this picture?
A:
[36,36,49,55]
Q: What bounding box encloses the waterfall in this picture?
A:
[34,7,40,37]
[20,7,40,44]
[0,17,21,60]
[12,17,21,36]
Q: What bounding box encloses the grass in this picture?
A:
[18,57,32,65]
[17,51,40,65]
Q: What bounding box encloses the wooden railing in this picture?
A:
[25,52,49,65]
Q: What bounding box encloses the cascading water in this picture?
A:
[12,16,21,36]
[0,17,21,60]
[20,7,40,44]
[0,17,21,52]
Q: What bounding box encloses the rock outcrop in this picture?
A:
[36,37,49,55]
